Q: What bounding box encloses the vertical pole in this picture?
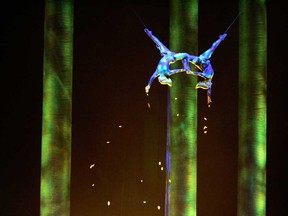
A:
[238,0,266,215]
[166,0,198,215]
[41,0,74,215]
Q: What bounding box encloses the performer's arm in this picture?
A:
[145,69,159,95]
[173,53,198,72]
[200,34,227,60]
[144,28,170,54]
[209,34,227,54]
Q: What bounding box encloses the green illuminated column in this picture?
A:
[238,0,266,215]
[166,0,198,215]
[41,0,74,215]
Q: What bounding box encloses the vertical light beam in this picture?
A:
[166,0,198,215]
[41,0,74,215]
[238,0,266,215]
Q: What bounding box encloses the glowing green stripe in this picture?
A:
[167,0,198,215]
[238,0,266,215]
[41,1,74,215]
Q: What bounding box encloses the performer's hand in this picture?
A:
[145,85,150,95]
[219,34,227,40]
[144,28,151,34]
[207,95,212,105]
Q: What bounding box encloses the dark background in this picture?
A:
[1,0,287,215]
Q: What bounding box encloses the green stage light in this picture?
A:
[166,0,198,215]
[41,1,74,215]
[238,0,266,215]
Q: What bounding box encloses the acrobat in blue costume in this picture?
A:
[183,33,227,104]
[144,28,193,95]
